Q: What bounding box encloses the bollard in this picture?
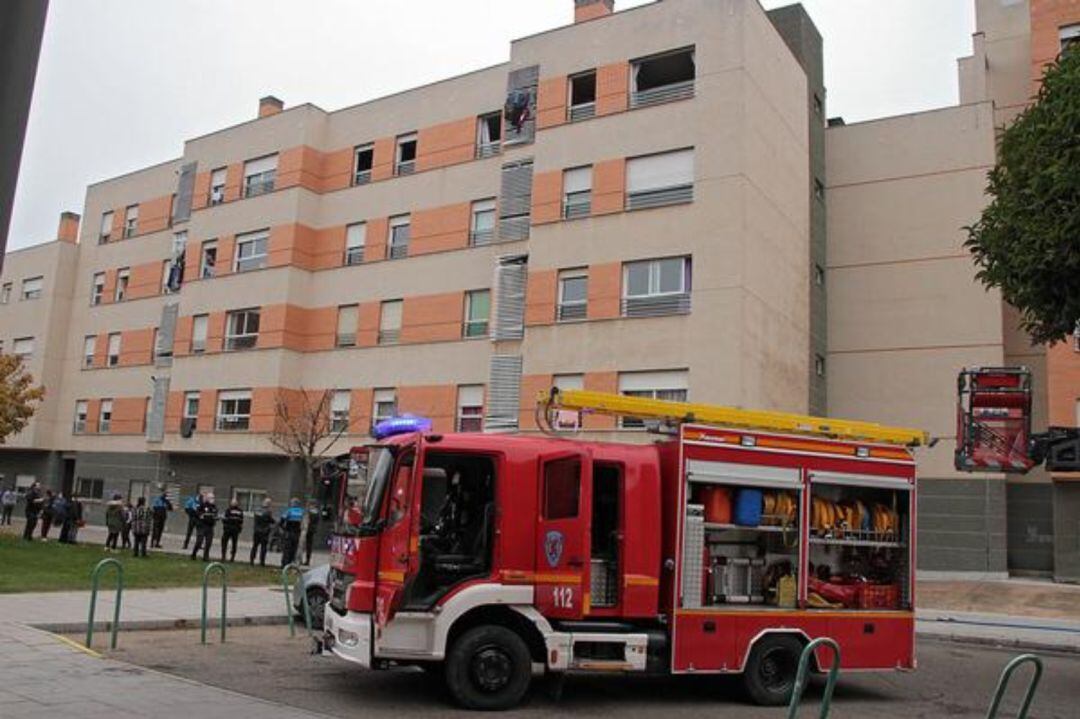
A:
[201,562,228,645]
[787,636,841,719]
[86,558,124,649]
[281,563,312,638]
[986,654,1043,719]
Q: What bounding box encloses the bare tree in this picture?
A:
[268,388,347,498]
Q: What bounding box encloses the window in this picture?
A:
[470,199,497,246]
[209,167,227,205]
[115,267,130,302]
[243,154,277,197]
[378,300,402,345]
[557,269,588,321]
[626,148,694,209]
[618,369,688,428]
[1061,23,1080,51]
[464,289,490,338]
[191,314,209,353]
[568,70,597,121]
[99,399,113,433]
[216,389,252,431]
[14,475,36,494]
[552,374,584,429]
[13,337,33,359]
[814,178,825,203]
[200,240,217,278]
[183,391,200,430]
[815,354,826,378]
[372,388,397,424]
[353,143,374,185]
[456,385,484,432]
[91,273,105,305]
[814,264,825,287]
[99,211,113,243]
[345,222,366,265]
[107,333,121,366]
[395,133,417,176]
[73,401,88,433]
[543,457,581,519]
[631,47,696,107]
[83,336,96,368]
[336,304,358,347]
[123,205,139,238]
[130,480,151,503]
[331,390,351,433]
[74,478,105,500]
[225,308,260,351]
[563,166,592,219]
[234,230,268,272]
[476,112,502,158]
[233,488,268,513]
[0,283,10,304]
[388,215,410,259]
[623,256,691,317]
[21,276,42,300]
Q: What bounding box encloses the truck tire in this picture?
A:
[742,634,802,706]
[445,625,532,710]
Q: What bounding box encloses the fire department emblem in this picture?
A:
[544,530,564,568]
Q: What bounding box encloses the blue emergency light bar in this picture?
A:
[372,414,432,440]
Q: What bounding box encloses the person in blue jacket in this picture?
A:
[150,490,173,549]
[182,493,202,550]
[279,498,304,567]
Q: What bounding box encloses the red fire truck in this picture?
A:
[324,389,928,709]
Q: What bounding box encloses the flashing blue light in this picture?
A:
[373,414,432,440]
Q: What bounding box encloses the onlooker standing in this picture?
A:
[1,487,16,525]
[51,493,69,542]
[220,498,244,562]
[120,500,133,549]
[104,493,124,550]
[68,497,84,544]
[303,503,320,566]
[39,490,55,540]
[150,490,173,548]
[250,498,274,566]
[190,493,218,562]
[57,493,76,544]
[22,482,43,540]
[279,498,304,567]
[131,497,152,557]
[182,493,201,550]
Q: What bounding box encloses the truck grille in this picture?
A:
[329,569,353,614]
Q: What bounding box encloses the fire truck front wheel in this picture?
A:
[445,625,532,710]
[742,634,802,706]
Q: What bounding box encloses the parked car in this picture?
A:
[293,563,329,629]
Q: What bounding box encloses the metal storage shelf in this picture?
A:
[705,522,790,533]
[809,536,905,549]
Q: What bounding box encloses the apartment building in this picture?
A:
[0,0,1077,578]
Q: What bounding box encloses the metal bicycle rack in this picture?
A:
[201,562,228,645]
[86,558,124,649]
[281,563,312,638]
[787,636,842,719]
[986,654,1043,719]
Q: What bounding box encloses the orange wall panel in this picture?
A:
[519,373,554,430]
[417,117,476,172]
[184,238,202,282]
[85,399,101,434]
[111,396,147,435]
[537,76,568,130]
[584,371,619,429]
[216,235,236,276]
[173,315,193,357]
[197,389,218,432]
[301,306,338,351]
[371,137,396,182]
[110,209,126,240]
[410,203,470,256]
[100,269,117,305]
[1047,343,1080,427]
[398,385,457,433]
[365,218,389,262]
[249,388,279,433]
[401,291,464,344]
[224,163,244,202]
[269,223,319,270]
[277,146,322,193]
[192,171,210,210]
[587,263,622,320]
[206,312,227,353]
[139,195,173,235]
[164,391,183,433]
[351,388,374,436]
[596,61,629,116]
[126,261,162,300]
[257,304,288,350]
[592,158,626,215]
[532,170,564,225]
[313,225,347,269]
[357,302,380,347]
[93,332,108,368]
[525,269,557,326]
[321,148,354,192]
[1030,1,1080,89]
[120,328,154,367]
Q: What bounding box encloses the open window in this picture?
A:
[395,133,417,176]
[631,47,696,108]
[476,113,502,158]
[354,144,374,185]
[568,71,597,121]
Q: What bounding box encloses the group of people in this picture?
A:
[182,492,321,567]
[13,482,86,544]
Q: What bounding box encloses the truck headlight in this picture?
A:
[338,629,359,647]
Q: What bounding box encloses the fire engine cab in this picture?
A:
[324,390,928,710]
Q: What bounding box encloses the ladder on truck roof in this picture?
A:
[538,388,930,447]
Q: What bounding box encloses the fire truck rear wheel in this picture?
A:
[445,625,532,710]
[742,634,802,706]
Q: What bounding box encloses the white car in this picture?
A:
[292,564,329,629]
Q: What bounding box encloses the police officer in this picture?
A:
[220,498,244,562]
[250,498,274,566]
[279,497,304,567]
[302,502,320,566]
[150,489,173,548]
[182,492,202,550]
[190,493,218,561]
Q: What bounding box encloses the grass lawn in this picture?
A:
[0,531,280,593]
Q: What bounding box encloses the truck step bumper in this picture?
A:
[324,610,373,668]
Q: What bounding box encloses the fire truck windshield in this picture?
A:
[359,446,395,527]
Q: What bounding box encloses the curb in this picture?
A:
[917,629,1080,656]
[32,614,292,635]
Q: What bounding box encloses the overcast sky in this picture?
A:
[8,0,975,251]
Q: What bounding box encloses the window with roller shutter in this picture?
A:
[485,355,523,432]
[492,256,527,340]
[498,160,533,242]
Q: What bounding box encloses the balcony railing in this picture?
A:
[470,229,495,247]
[98,233,110,245]
[244,174,276,198]
[626,184,694,211]
[344,247,364,266]
[353,169,372,186]
[191,340,206,354]
[563,195,592,220]
[216,416,250,431]
[123,224,137,239]
[209,188,225,205]
[395,160,416,176]
[224,334,258,351]
[557,303,587,322]
[98,420,111,433]
[621,292,691,318]
[630,80,695,109]
[463,320,489,338]
[73,420,86,434]
[476,142,501,159]
[389,243,409,260]
[378,329,400,345]
[568,103,596,122]
[337,333,356,348]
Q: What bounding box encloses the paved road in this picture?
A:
[108,625,1077,718]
